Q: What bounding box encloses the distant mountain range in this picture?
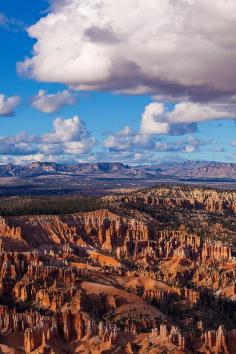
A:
[1,161,236,180]
[140,161,236,180]
[0,162,148,178]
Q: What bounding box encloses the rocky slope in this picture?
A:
[0,187,236,352]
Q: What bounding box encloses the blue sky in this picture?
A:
[0,0,235,165]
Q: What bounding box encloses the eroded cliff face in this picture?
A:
[105,186,236,214]
[0,210,215,262]
[0,190,236,353]
[2,210,149,251]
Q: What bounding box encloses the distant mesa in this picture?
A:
[0,161,149,179]
[1,160,236,180]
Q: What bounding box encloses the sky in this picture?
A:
[0,0,236,165]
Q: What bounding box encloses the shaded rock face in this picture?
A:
[0,251,121,352]
[0,188,236,353]
[203,325,236,354]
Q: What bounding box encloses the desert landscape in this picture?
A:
[1,0,236,352]
[0,185,236,353]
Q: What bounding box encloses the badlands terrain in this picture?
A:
[0,186,236,353]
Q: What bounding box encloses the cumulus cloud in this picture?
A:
[0,153,72,166]
[0,141,36,156]
[31,89,75,113]
[104,126,156,152]
[18,0,236,100]
[0,116,96,160]
[0,94,20,116]
[155,138,200,154]
[94,150,157,164]
[42,115,95,146]
[140,103,169,135]
[140,102,234,135]
[40,115,96,154]
[103,124,208,160]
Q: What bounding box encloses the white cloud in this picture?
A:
[63,140,95,154]
[0,115,96,159]
[140,101,234,135]
[104,126,156,152]
[0,94,20,116]
[103,124,207,159]
[43,115,94,144]
[0,141,36,156]
[18,0,236,100]
[0,153,63,165]
[31,89,75,113]
[140,103,169,135]
[169,102,232,123]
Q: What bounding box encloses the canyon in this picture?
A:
[0,186,236,353]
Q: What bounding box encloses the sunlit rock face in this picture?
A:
[0,186,236,353]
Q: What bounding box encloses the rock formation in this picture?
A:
[0,186,236,353]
